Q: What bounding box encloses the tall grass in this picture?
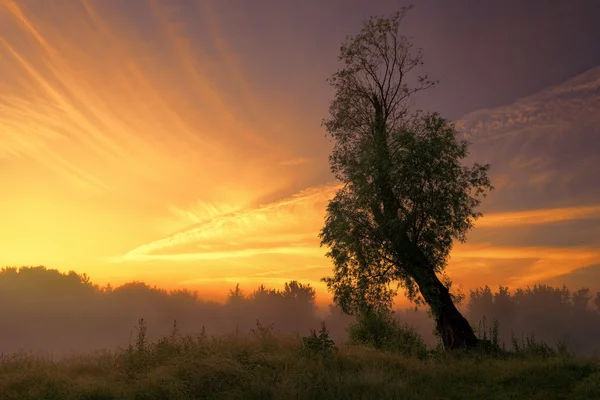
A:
[0,319,598,399]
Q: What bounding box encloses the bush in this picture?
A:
[302,321,337,357]
[474,316,504,356]
[347,310,427,358]
[250,320,277,350]
[510,331,572,358]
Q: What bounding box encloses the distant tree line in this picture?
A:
[0,266,321,355]
[466,284,600,355]
[1,266,599,356]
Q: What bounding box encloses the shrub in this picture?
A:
[301,321,337,356]
[250,319,277,350]
[347,310,427,358]
[510,331,572,358]
[474,316,504,356]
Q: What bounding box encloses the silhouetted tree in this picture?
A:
[572,288,592,311]
[319,7,492,349]
[514,285,571,315]
[468,285,517,331]
[249,284,279,306]
[468,286,494,324]
[466,284,600,355]
[3,266,600,356]
[282,281,316,304]
[0,268,328,354]
[281,281,318,330]
[227,284,245,304]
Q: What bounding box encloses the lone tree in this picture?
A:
[319,7,493,350]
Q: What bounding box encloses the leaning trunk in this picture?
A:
[398,238,478,350]
[370,99,477,350]
[378,217,479,350]
[414,266,478,350]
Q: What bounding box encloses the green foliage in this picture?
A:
[467,284,598,355]
[122,318,150,373]
[135,318,148,353]
[0,325,597,400]
[319,6,492,333]
[250,320,277,351]
[472,317,504,357]
[301,321,337,356]
[510,331,572,358]
[476,316,501,347]
[347,310,428,359]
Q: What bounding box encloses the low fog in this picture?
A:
[1,266,599,358]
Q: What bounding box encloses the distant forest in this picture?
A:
[1,266,599,357]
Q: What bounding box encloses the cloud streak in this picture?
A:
[457,66,600,143]
[115,177,600,296]
[0,0,321,279]
[115,182,341,262]
[476,205,600,228]
[278,157,312,167]
[2,0,599,303]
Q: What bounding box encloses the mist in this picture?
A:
[1,266,599,358]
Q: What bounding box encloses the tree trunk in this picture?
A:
[374,202,479,349]
[414,267,478,350]
[399,238,478,350]
[369,109,478,350]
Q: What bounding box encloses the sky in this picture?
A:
[1,0,600,305]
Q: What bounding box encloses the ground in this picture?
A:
[0,330,599,400]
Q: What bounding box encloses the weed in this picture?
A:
[301,321,337,356]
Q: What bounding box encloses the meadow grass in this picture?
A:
[0,321,598,400]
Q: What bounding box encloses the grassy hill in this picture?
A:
[1,323,599,400]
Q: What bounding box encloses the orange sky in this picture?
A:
[1,0,600,306]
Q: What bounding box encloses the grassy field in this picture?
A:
[1,322,599,400]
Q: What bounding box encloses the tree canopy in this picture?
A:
[319,7,493,348]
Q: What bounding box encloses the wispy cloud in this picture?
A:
[449,242,600,289]
[0,0,295,195]
[115,175,600,295]
[278,157,312,167]
[452,243,599,262]
[0,0,321,278]
[457,66,600,142]
[179,276,326,289]
[114,182,341,262]
[476,205,600,228]
[118,246,323,262]
[454,65,600,218]
[2,0,599,301]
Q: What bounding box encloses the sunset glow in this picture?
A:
[2,0,599,305]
